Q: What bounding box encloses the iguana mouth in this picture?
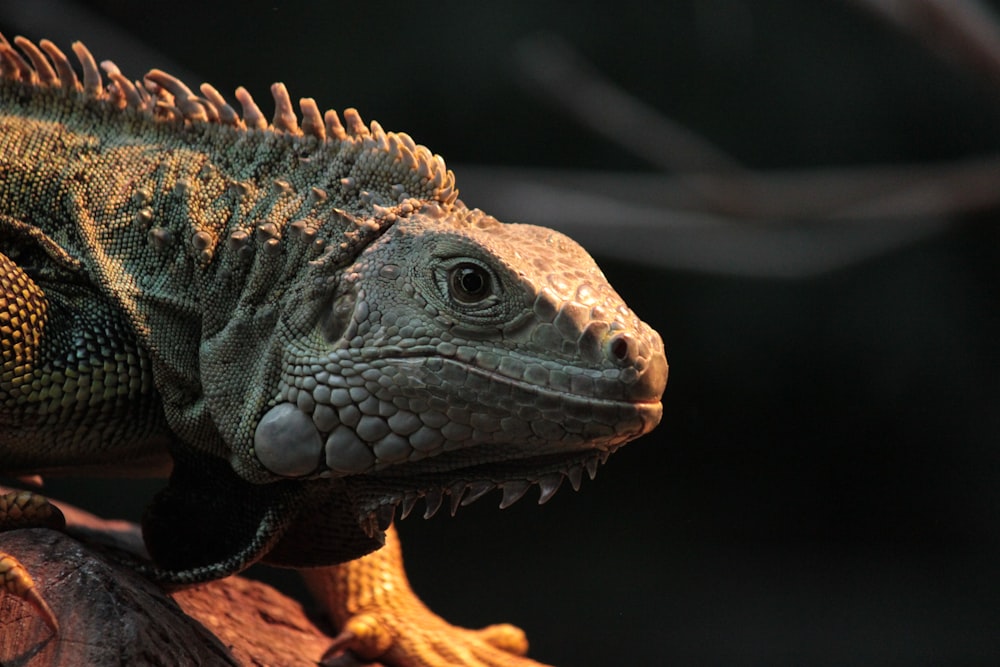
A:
[385,354,664,437]
[395,353,666,407]
[325,363,662,537]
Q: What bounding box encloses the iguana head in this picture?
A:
[251,202,667,527]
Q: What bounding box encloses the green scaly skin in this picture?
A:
[0,33,667,666]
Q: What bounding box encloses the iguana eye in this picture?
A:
[430,257,509,326]
[448,262,493,304]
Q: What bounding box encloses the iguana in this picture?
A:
[0,33,667,666]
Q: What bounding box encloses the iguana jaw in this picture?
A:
[252,362,662,478]
[258,364,662,539]
[345,444,634,538]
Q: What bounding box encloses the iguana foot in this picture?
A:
[303,524,549,667]
[0,490,66,632]
[320,615,536,667]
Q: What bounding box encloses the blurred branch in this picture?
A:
[846,0,1000,92]
[513,32,1000,221]
[515,34,745,174]
[511,29,1000,276]
[456,157,1000,277]
[462,157,1000,222]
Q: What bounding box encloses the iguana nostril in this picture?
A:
[609,334,632,365]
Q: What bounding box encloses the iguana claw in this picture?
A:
[0,551,59,633]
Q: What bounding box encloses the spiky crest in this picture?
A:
[0,33,458,206]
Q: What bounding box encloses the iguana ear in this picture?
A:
[262,483,386,568]
[142,450,301,579]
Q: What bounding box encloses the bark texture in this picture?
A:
[0,504,337,666]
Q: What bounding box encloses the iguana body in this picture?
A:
[0,34,666,665]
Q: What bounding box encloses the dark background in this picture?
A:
[5,1,999,665]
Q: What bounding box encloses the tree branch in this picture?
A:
[846,0,1000,94]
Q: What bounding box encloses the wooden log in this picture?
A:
[0,500,341,666]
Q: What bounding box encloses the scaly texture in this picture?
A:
[0,33,667,666]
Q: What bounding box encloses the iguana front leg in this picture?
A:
[0,242,165,633]
[0,249,66,632]
[0,240,171,474]
[304,524,548,667]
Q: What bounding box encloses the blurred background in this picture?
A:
[4,1,999,664]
